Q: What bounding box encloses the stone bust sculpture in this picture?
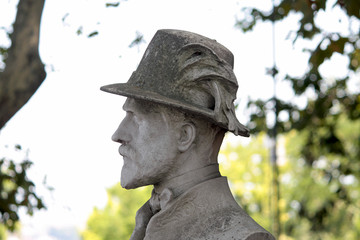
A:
[101,29,275,240]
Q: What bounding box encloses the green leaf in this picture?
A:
[106,2,120,7]
[88,31,99,38]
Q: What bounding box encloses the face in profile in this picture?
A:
[112,98,179,189]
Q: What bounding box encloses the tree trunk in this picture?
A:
[0,0,46,130]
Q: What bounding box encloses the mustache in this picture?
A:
[118,145,135,158]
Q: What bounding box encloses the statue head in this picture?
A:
[101,29,249,189]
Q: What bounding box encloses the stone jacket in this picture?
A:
[143,177,275,240]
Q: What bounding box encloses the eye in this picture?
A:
[124,111,134,121]
[126,111,141,125]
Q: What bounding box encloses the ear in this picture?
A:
[177,123,196,152]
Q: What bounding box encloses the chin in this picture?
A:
[121,164,136,188]
[121,174,155,189]
[120,169,143,189]
[121,178,149,189]
[120,166,159,189]
[120,172,136,189]
[120,181,135,189]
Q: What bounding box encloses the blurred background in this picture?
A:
[0,0,359,239]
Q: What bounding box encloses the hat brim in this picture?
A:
[101,82,214,117]
[101,83,250,137]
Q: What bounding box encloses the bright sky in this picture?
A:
[0,0,356,239]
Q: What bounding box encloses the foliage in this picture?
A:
[0,145,46,232]
[70,0,141,44]
[128,31,145,49]
[221,124,360,239]
[281,117,360,239]
[235,1,360,237]
[82,184,152,240]
[236,0,360,138]
[0,224,6,240]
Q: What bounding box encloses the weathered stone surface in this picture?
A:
[102,29,275,240]
[101,29,249,137]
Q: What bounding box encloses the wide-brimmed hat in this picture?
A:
[101,29,249,137]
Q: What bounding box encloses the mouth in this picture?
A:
[118,145,129,158]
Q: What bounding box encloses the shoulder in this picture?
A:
[148,177,275,240]
[207,209,275,240]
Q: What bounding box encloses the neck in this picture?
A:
[154,163,221,198]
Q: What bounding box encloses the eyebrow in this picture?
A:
[123,98,160,115]
[122,104,129,112]
[122,99,145,114]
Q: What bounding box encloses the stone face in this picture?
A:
[102,29,275,240]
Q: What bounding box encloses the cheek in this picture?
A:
[149,137,178,165]
[135,118,178,161]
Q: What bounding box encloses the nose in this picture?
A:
[111,118,131,144]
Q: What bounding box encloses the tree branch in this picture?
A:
[0,0,46,129]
